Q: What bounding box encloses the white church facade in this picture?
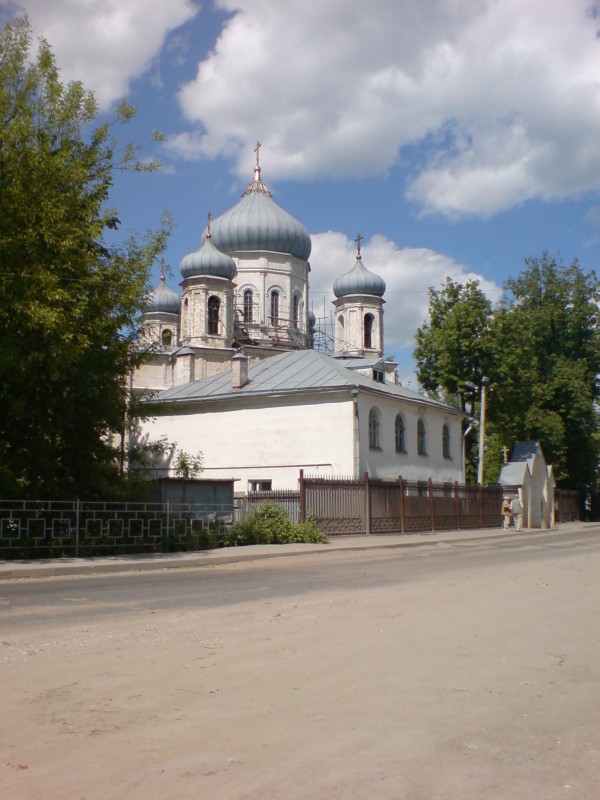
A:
[133,149,465,492]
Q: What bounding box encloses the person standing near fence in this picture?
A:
[510,493,523,532]
[502,496,512,531]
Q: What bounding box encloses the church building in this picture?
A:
[133,147,465,491]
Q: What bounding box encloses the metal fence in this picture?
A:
[0,499,234,559]
[554,489,579,522]
[244,490,301,523]
[293,473,572,535]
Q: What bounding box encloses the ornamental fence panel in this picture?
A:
[0,499,233,559]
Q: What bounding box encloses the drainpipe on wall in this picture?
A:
[351,388,360,477]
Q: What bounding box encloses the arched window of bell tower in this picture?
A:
[208,295,220,335]
[364,313,374,349]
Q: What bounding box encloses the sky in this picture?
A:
[4,0,600,383]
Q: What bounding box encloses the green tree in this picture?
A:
[413,278,494,482]
[0,18,169,498]
[414,278,494,407]
[489,254,600,496]
[173,450,204,479]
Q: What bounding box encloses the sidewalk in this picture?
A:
[0,521,595,580]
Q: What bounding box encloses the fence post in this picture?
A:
[454,481,461,530]
[398,475,405,533]
[299,469,306,522]
[75,497,80,558]
[364,472,371,535]
[428,478,435,532]
[479,485,484,529]
[166,499,170,552]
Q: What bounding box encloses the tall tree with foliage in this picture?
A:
[0,18,169,498]
[489,254,600,496]
[413,277,494,482]
[414,278,494,407]
[414,255,600,496]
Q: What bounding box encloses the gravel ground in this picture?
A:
[1,543,599,799]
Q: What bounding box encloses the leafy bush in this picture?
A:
[224,502,326,546]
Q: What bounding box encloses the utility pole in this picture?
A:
[464,376,490,485]
[477,377,490,485]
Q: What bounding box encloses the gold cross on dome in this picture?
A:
[254,141,261,168]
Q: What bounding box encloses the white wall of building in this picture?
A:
[137,387,464,491]
[139,394,356,491]
[357,393,464,483]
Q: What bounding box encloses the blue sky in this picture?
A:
[5,0,600,383]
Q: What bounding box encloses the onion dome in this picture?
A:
[143,274,181,315]
[180,214,237,280]
[333,234,386,298]
[207,143,311,261]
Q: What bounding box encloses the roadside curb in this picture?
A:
[0,525,585,580]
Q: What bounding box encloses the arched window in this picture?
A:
[243,289,253,323]
[161,328,172,347]
[369,408,381,450]
[292,294,300,327]
[364,313,374,349]
[395,414,406,453]
[442,423,451,459]
[417,418,427,455]
[208,295,220,335]
[270,291,279,324]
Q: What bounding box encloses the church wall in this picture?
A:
[133,357,174,392]
[233,252,309,335]
[357,393,464,483]
[138,395,356,492]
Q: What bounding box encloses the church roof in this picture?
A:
[206,161,312,261]
[142,275,180,315]
[333,254,386,298]
[145,349,461,413]
[180,230,237,281]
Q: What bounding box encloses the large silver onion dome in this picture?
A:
[180,227,237,281]
[333,239,386,298]
[207,163,312,261]
[143,275,181,315]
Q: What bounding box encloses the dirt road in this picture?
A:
[2,540,599,799]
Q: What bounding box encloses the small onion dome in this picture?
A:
[333,254,386,299]
[207,164,312,261]
[180,231,237,281]
[143,275,181,315]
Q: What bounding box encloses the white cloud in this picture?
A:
[7,0,198,109]
[308,231,501,359]
[166,0,600,218]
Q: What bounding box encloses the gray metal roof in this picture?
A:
[146,349,461,413]
[333,255,386,298]
[499,462,530,486]
[142,276,181,316]
[206,168,311,261]
[180,234,237,280]
[332,355,384,369]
